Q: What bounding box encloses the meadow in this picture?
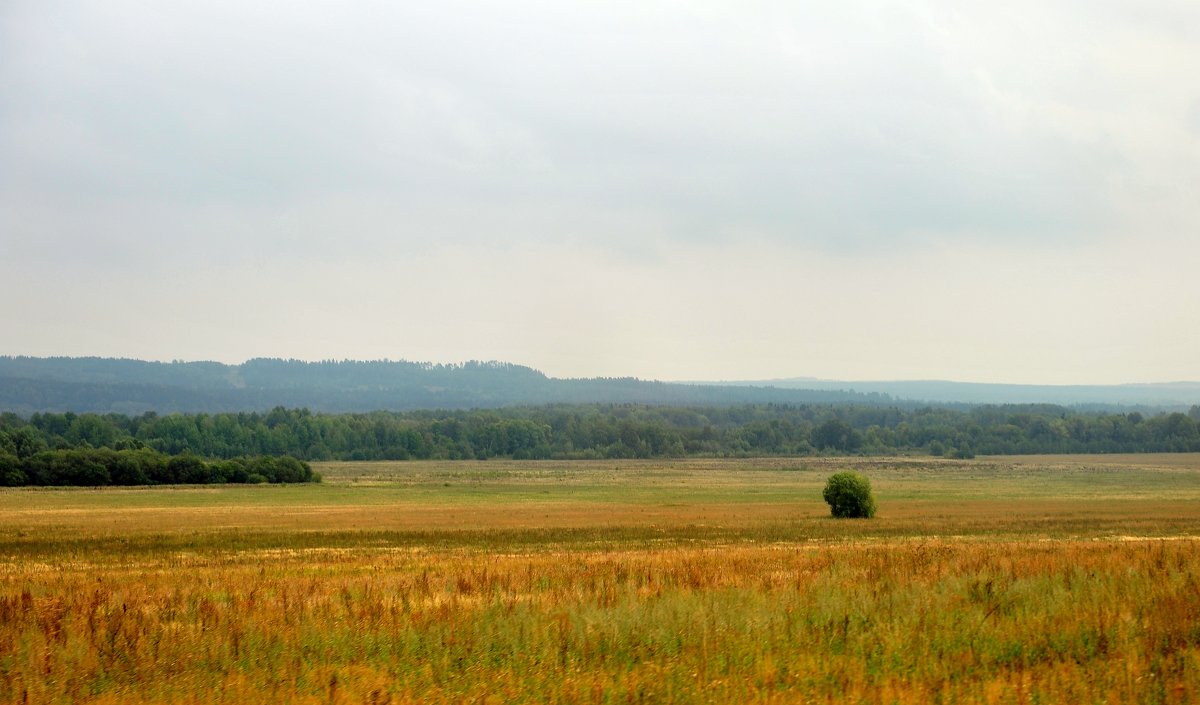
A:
[1,455,1198,703]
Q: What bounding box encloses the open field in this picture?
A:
[2,455,1199,703]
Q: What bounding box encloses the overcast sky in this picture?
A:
[2,1,1197,384]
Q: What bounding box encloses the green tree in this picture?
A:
[0,453,25,486]
[812,419,862,452]
[822,471,877,518]
[168,454,210,484]
[10,427,48,459]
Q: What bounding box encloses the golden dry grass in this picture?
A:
[1,455,1199,703]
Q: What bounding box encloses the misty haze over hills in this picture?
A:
[0,357,1196,415]
[716,378,1200,410]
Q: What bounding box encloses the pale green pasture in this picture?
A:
[2,454,1198,512]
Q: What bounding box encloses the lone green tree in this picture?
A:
[822,471,877,518]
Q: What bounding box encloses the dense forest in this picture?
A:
[6,356,1196,415]
[3,404,1199,464]
[0,357,890,414]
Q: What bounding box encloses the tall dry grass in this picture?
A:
[2,538,1198,704]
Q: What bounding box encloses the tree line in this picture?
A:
[3,403,1199,464]
[0,445,318,487]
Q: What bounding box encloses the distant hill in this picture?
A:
[0,357,890,414]
[715,378,1200,410]
[4,357,1194,415]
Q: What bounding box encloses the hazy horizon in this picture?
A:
[1,353,1196,388]
[3,2,1197,385]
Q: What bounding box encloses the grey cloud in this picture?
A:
[1,2,1198,384]
[5,0,1168,257]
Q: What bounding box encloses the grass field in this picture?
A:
[1,455,1199,703]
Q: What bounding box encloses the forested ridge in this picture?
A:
[5,356,1196,414]
[3,403,1199,464]
[0,357,889,414]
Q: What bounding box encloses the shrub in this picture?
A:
[109,453,151,485]
[0,453,25,487]
[822,471,877,518]
[168,454,210,484]
[272,456,311,483]
[213,459,249,484]
[3,446,317,487]
[46,451,110,486]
